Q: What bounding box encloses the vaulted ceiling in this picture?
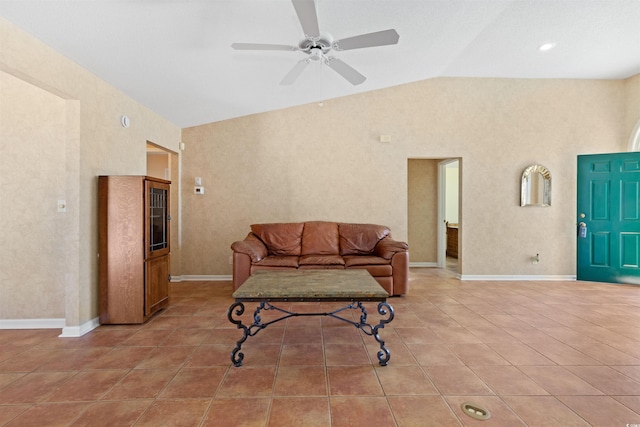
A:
[1,0,639,128]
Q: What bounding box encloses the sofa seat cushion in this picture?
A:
[338,223,390,256]
[299,254,345,266]
[251,223,304,256]
[301,221,340,255]
[299,264,346,270]
[343,255,390,267]
[347,264,393,277]
[253,255,299,268]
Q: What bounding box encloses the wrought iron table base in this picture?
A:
[227,300,394,367]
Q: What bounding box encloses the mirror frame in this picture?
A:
[521,164,551,207]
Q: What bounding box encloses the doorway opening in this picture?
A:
[146,142,171,180]
[146,141,181,279]
[407,158,461,275]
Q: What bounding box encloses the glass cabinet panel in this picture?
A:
[145,180,170,258]
[149,187,167,251]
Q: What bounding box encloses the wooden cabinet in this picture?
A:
[99,176,170,324]
[446,222,458,259]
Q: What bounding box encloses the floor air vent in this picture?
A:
[461,402,491,421]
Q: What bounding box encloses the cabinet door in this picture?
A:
[146,255,169,316]
[145,180,171,259]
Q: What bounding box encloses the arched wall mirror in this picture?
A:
[521,164,551,207]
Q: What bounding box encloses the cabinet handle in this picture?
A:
[168,274,172,282]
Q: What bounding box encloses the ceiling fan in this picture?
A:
[231,0,399,86]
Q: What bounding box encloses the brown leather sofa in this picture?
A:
[231,221,409,296]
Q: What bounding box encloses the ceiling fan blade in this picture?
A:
[292,0,320,38]
[325,57,366,85]
[280,59,310,85]
[332,29,399,51]
[231,43,297,51]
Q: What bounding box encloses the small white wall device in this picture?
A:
[194,177,204,194]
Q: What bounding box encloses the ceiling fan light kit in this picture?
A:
[538,42,557,52]
[231,0,399,86]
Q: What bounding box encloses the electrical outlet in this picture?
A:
[228,256,233,265]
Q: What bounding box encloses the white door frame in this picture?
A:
[437,159,459,268]
[629,118,640,152]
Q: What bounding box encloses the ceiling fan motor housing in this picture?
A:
[298,36,332,54]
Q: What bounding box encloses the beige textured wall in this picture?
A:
[1,14,636,328]
[0,72,67,318]
[0,18,181,326]
[182,77,629,277]
[407,159,438,263]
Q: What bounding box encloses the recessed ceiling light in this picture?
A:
[538,42,557,52]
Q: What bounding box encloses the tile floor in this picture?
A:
[1,268,640,426]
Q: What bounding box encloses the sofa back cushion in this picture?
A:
[301,221,340,255]
[251,222,304,256]
[338,223,390,256]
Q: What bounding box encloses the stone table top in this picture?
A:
[232,270,389,301]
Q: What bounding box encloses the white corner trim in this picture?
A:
[59,317,100,338]
[0,318,66,329]
[460,275,576,281]
[628,118,640,152]
[409,262,438,268]
[171,275,232,282]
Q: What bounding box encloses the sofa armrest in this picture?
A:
[232,252,252,290]
[391,251,409,295]
[374,236,409,259]
[231,233,268,262]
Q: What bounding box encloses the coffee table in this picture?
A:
[227,269,394,367]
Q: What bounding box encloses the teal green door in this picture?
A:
[577,152,640,284]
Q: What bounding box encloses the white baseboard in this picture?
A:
[409,262,438,268]
[59,317,100,338]
[460,275,577,281]
[0,317,101,338]
[0,318,66,329]
[171,275,232,282]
